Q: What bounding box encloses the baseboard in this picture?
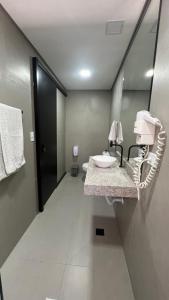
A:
[57,171,67,187]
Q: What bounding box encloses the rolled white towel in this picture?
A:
[116,121,123,144]
[108,121,117,143]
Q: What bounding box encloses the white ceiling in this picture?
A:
[1,0,146,90]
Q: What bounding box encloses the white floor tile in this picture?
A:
[60,263,134,300]
[2,258,65,300]
[1,174,134,300]
[60,265,92,300]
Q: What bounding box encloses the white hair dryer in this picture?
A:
[133,110,166,200]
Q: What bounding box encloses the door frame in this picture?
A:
[32,57,67,212]
[0,274,4,300]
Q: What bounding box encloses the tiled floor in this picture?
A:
[1,174,134,300]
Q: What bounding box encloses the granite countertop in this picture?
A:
[84,158,137,198]
[124,157,137,169]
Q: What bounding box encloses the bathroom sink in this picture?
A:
[92,155,117,168]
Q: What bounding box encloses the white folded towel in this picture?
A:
[0,103,25,181]
[108,120,117,143]
[116,121,123,144]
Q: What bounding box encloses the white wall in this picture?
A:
[65,90,111,171]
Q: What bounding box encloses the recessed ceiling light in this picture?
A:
[145,69,154,78]
[79,69,91,79]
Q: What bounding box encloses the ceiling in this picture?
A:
[1,0,146,90]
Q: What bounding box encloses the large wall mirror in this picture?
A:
[111,0,161,157]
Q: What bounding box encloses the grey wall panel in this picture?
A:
[120,90,149,156]
[0,6,58,266]
[115,1,169,299]
[57,89,66,182]
[65,90,111,171]
[110,88,149,156]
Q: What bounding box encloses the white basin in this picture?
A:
[92,155,117,168]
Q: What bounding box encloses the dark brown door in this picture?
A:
[0,274,4,300]
[33,60,57,211]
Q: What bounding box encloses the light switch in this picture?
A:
[30,131,35,142]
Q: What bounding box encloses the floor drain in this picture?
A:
[96,228,104,236]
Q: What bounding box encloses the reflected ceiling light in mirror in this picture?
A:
[79,69,92,79]
[145,69,154,78]
[37,69,41,83]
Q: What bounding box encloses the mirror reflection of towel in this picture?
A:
[108,120,117,143]
[116,122,123,144]
[108,120,123,144]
